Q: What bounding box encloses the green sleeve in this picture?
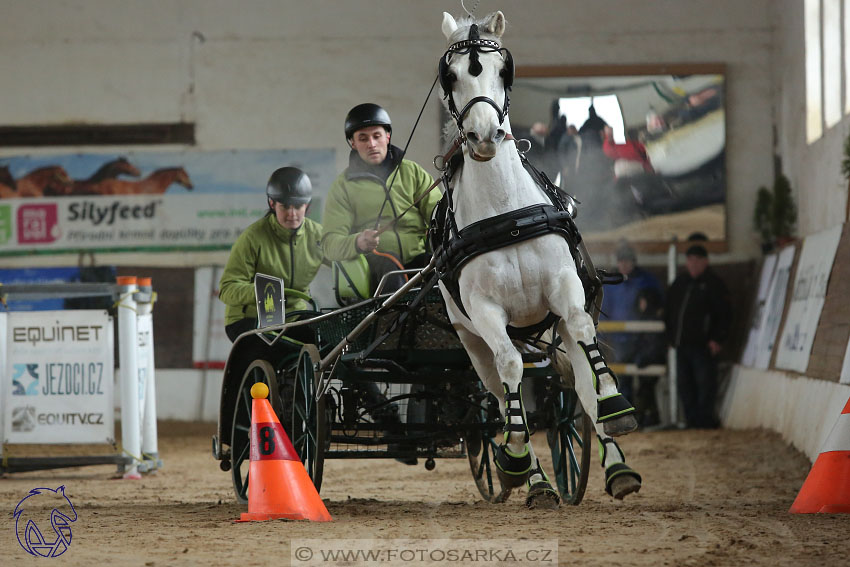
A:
[321,176,361,261]
[218,232,258,308]
[413,163,441,222]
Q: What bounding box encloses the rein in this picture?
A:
[374,132,517,237]
[374,137,463,237]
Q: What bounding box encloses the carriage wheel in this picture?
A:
[230,359,281,505]
[546,387,593,505]
[465,395,511,503]
[291,344,326,492]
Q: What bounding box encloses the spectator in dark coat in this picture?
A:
[664,237,731,428]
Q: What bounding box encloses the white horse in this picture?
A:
[436,10,641,508]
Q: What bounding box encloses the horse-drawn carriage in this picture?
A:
[212,266,595,506]
[213,8,642,509]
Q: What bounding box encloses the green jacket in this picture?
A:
[321,149,440,264]
[219,214,323,325]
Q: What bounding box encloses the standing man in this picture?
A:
[219,166,324,343]
[665,235,731,428]
[322,103,441,294]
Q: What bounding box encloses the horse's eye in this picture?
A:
[447,72,457,84]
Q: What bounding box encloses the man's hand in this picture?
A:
[356,229,380,253]
[708,340,722,356]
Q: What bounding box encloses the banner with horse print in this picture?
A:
[0,149,335,255]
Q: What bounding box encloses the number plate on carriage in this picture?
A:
[254,273,285,340]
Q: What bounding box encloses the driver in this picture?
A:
[219,166,324,343]
[322,103,441,294]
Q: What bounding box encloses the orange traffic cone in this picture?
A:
[789,394,850,514]
[236,383,332,522]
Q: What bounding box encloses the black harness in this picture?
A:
[430,152,587,335]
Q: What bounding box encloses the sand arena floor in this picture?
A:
[0,421,845,566]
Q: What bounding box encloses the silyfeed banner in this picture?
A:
[0,148,335,255]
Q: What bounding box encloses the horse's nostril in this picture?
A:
[467,132,480,143]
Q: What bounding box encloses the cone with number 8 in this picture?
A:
[235,382,331,522]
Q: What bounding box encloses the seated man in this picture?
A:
[219,166,324,346]
[322,103,441,297]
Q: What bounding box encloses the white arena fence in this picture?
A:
[0,276,159,478]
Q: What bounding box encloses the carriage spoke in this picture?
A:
[240,470,249,499]
[240,387,252,415]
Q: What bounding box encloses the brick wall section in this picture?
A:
[806,224,850,381]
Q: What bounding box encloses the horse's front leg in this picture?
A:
[549,271,638,437]
[464,298,559,509]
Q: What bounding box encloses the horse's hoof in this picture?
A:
[603,414,638,437]
[495,444,532,488]
[526,483,561,509]
[610,474,641,500]
[491,487,513,504]
[604,462,642,499]
[496,465,530,489]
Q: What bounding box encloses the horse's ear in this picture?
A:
[482,11,506,38]
[442,12,458,40]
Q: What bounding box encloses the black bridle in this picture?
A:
[439,24,514,136]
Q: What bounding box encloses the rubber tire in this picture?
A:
[291,344,326,492]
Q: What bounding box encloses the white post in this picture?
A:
[667,241,679,426]
[117,275,142,479]
[137,277,161,471]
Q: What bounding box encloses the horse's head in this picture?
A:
[168,167,194,190]
[94,157,142,181]
[440,11,513,160]
[26,165,71,185]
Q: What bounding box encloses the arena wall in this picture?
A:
[719,1,850,462]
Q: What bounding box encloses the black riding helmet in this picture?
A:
[266,167,312,207]
[344,103,392,140]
